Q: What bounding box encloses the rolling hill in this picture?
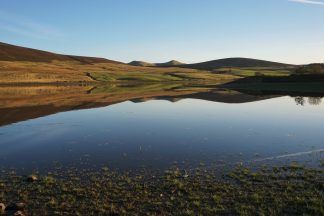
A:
[0,42,123,64]
[178,57,293,70]
[127,58,295,77]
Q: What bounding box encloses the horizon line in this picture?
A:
[1,41,322,66]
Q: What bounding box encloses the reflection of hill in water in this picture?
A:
[0,84,323,127]
[131,89,277,104]
[233,88,324,98]
[146,89,277,104]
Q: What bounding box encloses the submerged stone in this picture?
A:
[5,203,26,211]
[26,175,38,182]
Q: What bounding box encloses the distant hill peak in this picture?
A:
[128,60,185,67]
[156,60,185,67]
[128,61,155,67]
[178,57,293,70]
[164,60,184,65]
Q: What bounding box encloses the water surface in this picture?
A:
[0,85,323,172]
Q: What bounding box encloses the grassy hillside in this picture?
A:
[0,60,238,84]
[0,42,240,84]
[1,42,303,84]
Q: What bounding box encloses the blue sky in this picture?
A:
[0,0,323,64]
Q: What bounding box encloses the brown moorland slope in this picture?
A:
[0,42,122,64]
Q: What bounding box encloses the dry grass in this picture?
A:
[0,60,238,84]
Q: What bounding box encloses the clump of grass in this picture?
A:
[0,165,323,215]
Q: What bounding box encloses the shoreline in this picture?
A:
[1,162,323,215]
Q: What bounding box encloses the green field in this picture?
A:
[213,67,293,77]
[89,70,238,83]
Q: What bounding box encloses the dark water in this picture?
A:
[0,86,323,172]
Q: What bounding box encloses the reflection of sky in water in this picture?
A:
[0,96,323,171]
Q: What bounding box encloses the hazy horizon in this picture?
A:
[1,0,323,64]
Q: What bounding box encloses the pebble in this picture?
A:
[13,211,25,216]
[0,203,5,213]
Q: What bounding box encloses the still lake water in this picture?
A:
[0,89,323,172]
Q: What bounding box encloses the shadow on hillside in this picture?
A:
[222,74,324,94]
